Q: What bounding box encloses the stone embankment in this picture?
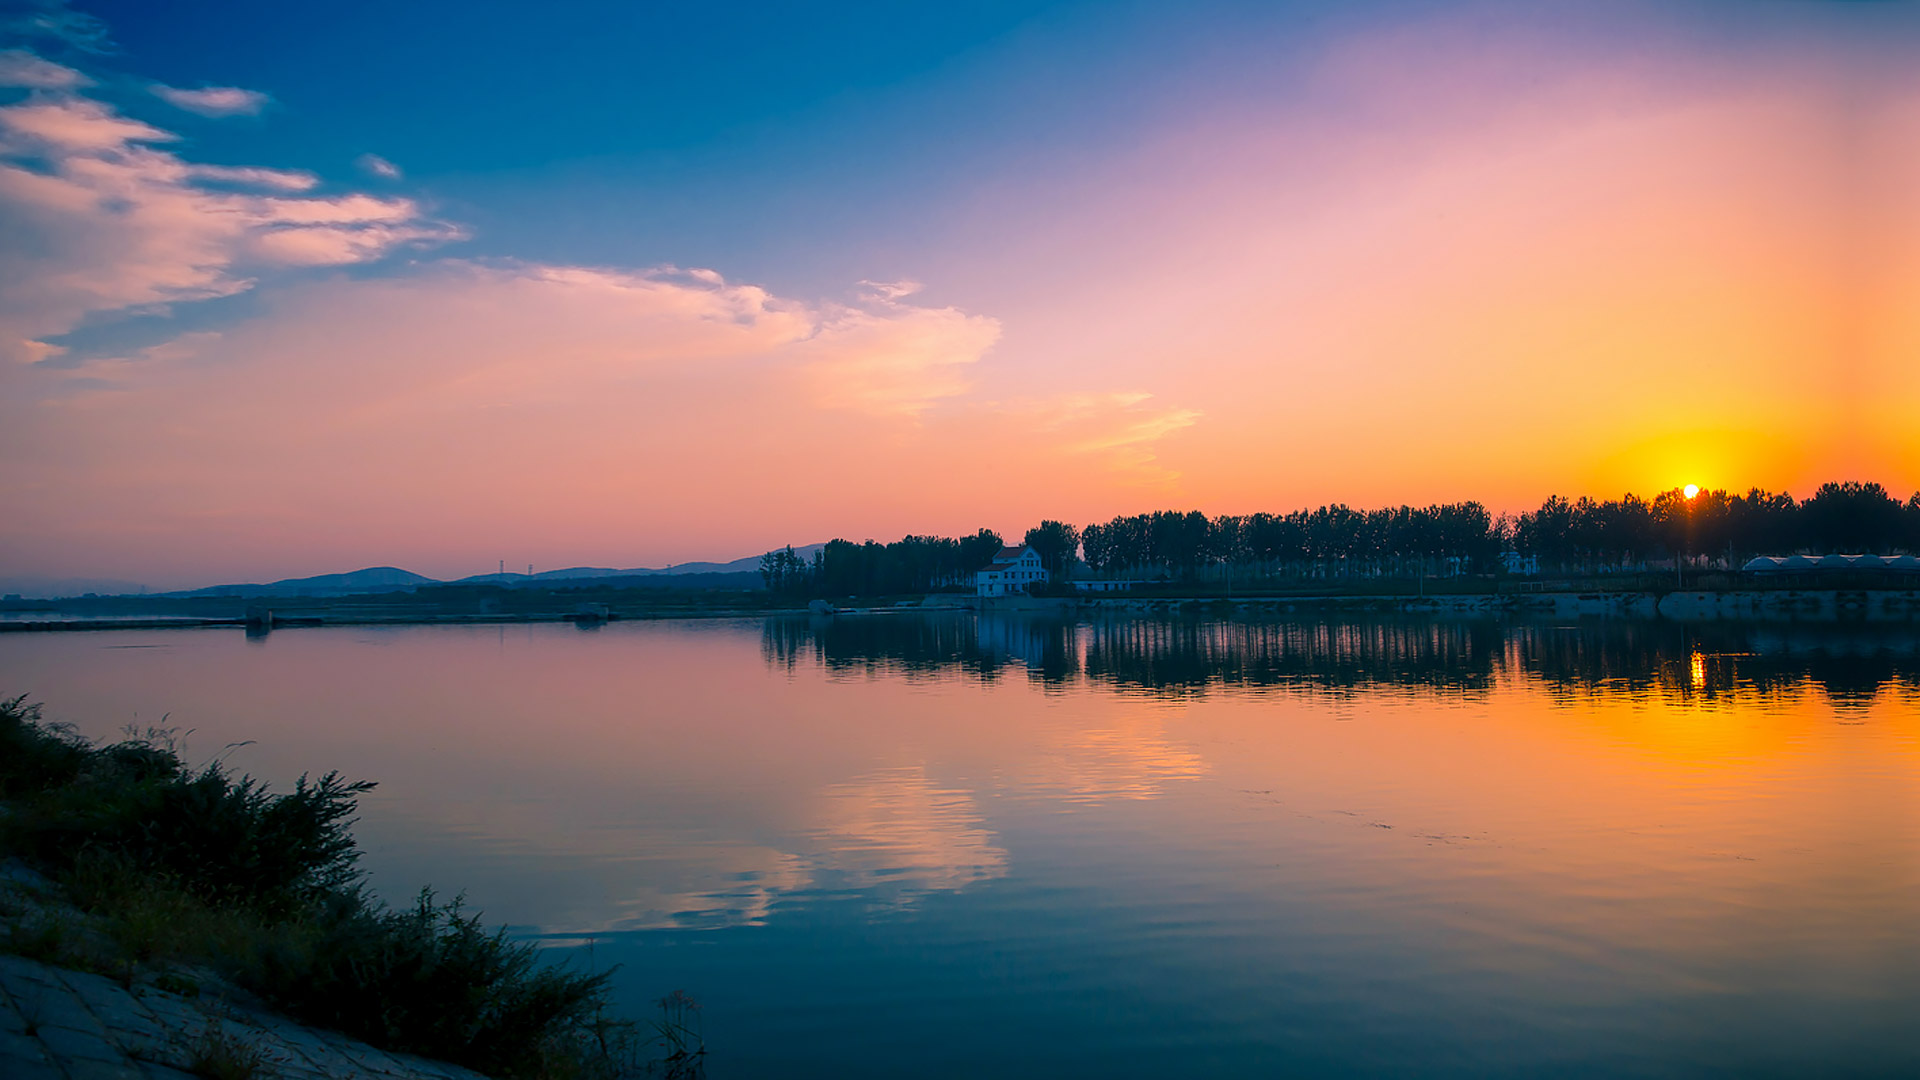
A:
[0,952,490,1080]
[0,863,489,1080]
[1065,589,1920,621]
[1651,589,1920,620]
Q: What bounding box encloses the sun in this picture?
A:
[1683,484,1700,499]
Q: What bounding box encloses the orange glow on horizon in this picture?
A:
[2,9,1918,586]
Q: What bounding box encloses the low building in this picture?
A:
[976,545,1048,597]
[1743,554,1920,572]
[1072,579,1139,593]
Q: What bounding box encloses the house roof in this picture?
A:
[988,545,1035,564]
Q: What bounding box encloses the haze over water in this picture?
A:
[5,614,1918,1077]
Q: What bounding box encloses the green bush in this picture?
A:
[0,697,637,1079]
[130,765,372,911]
[245,890,611,1076]
[3,720,369,914]
[0,696,92,797]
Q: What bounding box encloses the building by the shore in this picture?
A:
[976,546,1047,597]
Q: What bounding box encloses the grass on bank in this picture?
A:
[0,695,689,1079]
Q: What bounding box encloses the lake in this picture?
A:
[4,613,1918,1077]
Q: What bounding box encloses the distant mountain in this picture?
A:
[449,569,613,586]
[168,566,435,598]
[147,545,828,598]
[641,543,827,576]
[450,544,827,587]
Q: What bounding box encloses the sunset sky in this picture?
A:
[3,0,1917,588]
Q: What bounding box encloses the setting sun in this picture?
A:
[1684,484,1701,499]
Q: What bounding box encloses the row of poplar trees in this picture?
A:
[763,481,1920,595]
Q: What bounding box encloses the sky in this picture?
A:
[2,0,1918,588]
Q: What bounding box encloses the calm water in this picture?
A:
[4,614,1920,1078]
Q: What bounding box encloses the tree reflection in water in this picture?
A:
[763,611,1920,709]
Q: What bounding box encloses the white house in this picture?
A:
[976,545,1048,597]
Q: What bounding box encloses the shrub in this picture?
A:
[6,750,370,914]
[131,766,372,912]
[243,889,610,1077]
[64,850,272,969]
[0,696,92,797]
[0,698,637,1079]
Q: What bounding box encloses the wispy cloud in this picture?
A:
[0,86,461,363]
[990,392,1201,487]
[1068,403,1202,455]
[857,279,923,301]
[0,1,111,52]
[0,47,89,89]
[187,164,318,192]
[356,153,401,179]
[800,301,999,418]
[151,84,270,118]
[0,96,171,149]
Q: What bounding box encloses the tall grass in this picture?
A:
[0,695,641,1079]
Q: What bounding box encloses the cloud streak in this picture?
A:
[151,84,269,117]
[0,0,111,52]
[0,47,88,88]
[799,300,999,417]
[0,63,461,363]
[356,153,401,179]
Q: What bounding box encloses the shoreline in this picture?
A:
[5,588,1920,632]
[1071,588,1920,621]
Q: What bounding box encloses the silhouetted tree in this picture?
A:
[783,528,1010,598]
[1801,482,1905,553]
[959,528,1005,573]
[1023,520,1081,579]
[786,479,1919,597]
[758,546,811,596]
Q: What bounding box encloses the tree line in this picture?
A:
[1079,503,1500,579]
[1513,482,1919,575]
[761,531,1006,598]
[763,481,1920,595]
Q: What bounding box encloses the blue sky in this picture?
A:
[61,1,1382,293]
[41,0,1901,301]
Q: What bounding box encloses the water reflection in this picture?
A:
[805,766,1006,903]
[768,611,1920,708]
[1038,714,1207,803]
[5,614,1920,1078]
